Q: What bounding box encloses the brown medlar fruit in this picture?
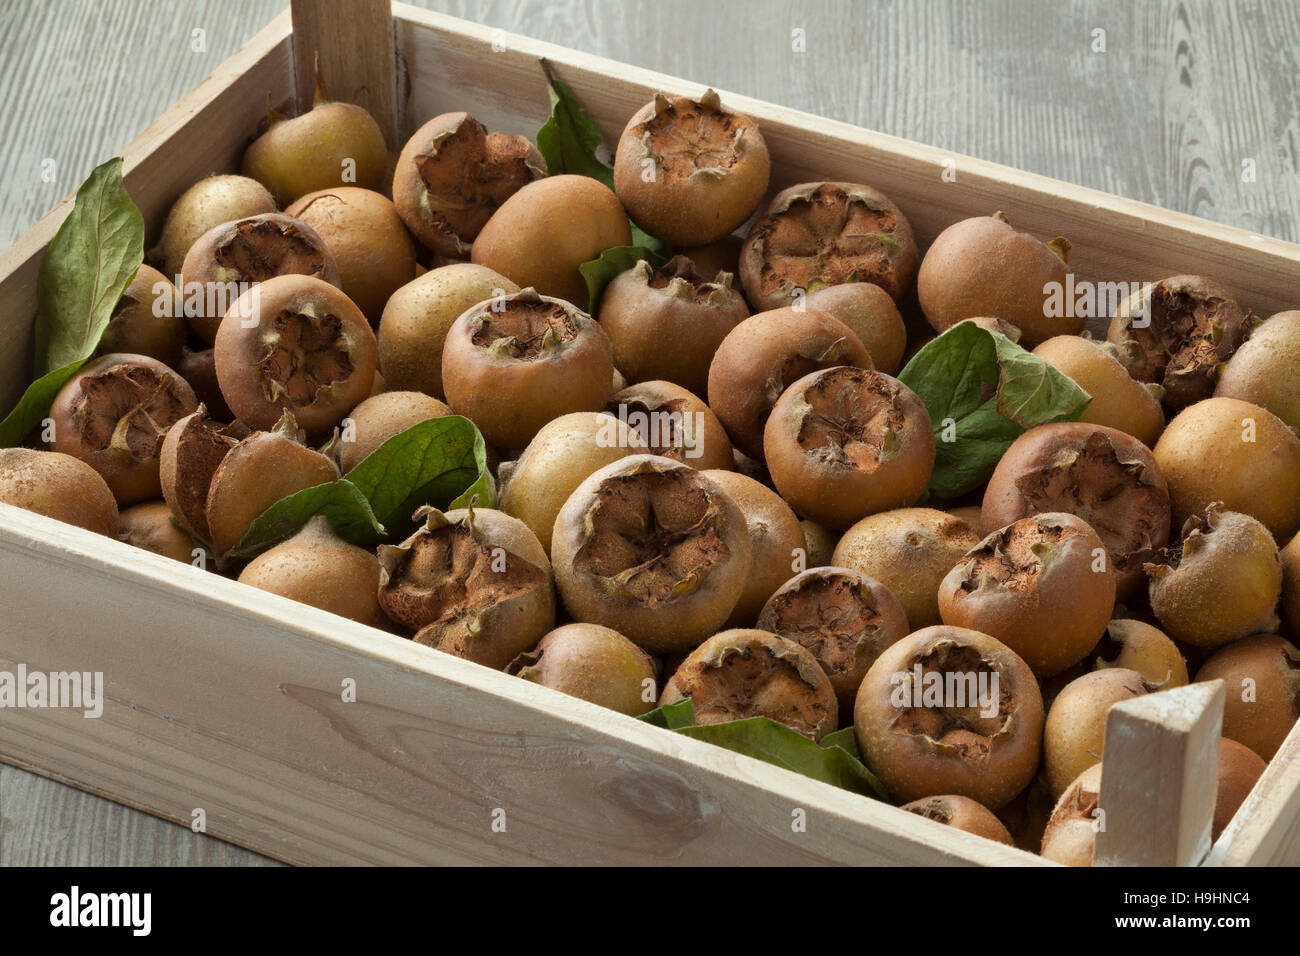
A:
[660,629,838,740]
[1214,737,1266,840]
[49,353,198,506]
[757,566,909,720]
[803,282,908,375]
[1043,668,1155,796]
[598,256,749,397]
[180,213,341,343]
[0,447,119,536]
[214,273,378,438]
[508,622,657,717]
[154,174,277,281]
[900,794,1015,845]
[707,306,873,460]
[939,513,1116,677]
[337,390,450,473]
[740,182,919,310]
[176,347,232,421]
[119,500,200,563]
[613,89,770,246]
[1107,275,1249,413]
[392,111,546,257]
[764,366,935,529]
[982,422,1171,598]
[1145,506,1282,648]
[1040,763,1103,866]
[605,379,734,471]
[98,265,184,368]
[1090,618,1188,687]
[159,406,244,542]
[1195,633,1300,761]
[1216,310,1300,429]
[1032,335,1164,447]
[551,455,753,654]
[378,505,555,669]
[854,625,1044,809]
[441,288,614,451]
[916,212,1074,345]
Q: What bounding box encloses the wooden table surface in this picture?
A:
[1,0,1297,865]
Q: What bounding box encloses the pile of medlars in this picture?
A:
[2,87,1298,865]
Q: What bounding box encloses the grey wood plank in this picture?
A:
[0,0,1297,866]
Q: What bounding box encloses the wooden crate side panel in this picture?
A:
[0,504,1041,866]
[0,13,295,415]
[394,4,1300,327]
[1208,720,1300,866]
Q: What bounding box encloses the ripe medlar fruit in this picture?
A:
[660,629,838,740]
[613,89,770,247]
[154,173,276,281]
[550,455,753,654]
[1195,633,1300,761]
[854,625,1044,810]
[507,623,657,717]
[98,265,185,368]
[1040,763,1103,866]
[176,348,233,421]
[982,422,1171,598]
[707,306,872,460]
[392,111,546,257]
[337,390,450,473]
[1107,275,1249,413]
[1043,667,1155,796]
[214,273,378,438]
[803,282,908,375]
[1214,737,1267,840]
[378,505,555,669]
[1216,310,1300,429]
[605,379,734,471]
[49,353,198,506]
[0,447,119,537]
[598,256,749,397]
[1032,335,1164,447]
[119,500,199,563]
[764,366,936,529]
[441,288,614,451]
[938,513,1116,677]
[159,406,244,542]
[1089,618,1188,687]
[739,182,919,311]
[900,794,1015,846]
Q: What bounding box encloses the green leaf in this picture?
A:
[637,698,698,730]
[35,158,144,375]
[818,726,863,761]
[1,158,144,447]
[225,479,385,560]
[579,245,668,312]
[899,322,1091,498]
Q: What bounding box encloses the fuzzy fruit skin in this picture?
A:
[1195,634,1300,761]
[204,423,339,558]
[804,283,908,375]
[982,422,1171,598]
[1214,737,1267,840]
[1146,507,1282,648]
[598,257,749,397]
[285,187,418,324]
[119,500,198,563]
[155,174,277,281]
[1107,275,1248,414]
[917,213,1075,345]
[661,629,838,740]
[378,263,518,400]
[1044,668,1154,797]
[338,391,450,473]
[707,307,873,460]
[757,566,910,721]
[764,367,935,530]
[901,794,1015,845]
[49,353,198,507]
[499,412,644,554]
[507,623,657,717]
[379,507,555,669]
[470,175,632,308]
[393,112,547,257]
[1091,618,1188,688]
[1040,763,1103,866]
[853,625,1043,810]
[441,289,614,452]
[551,455,753,654]
[702,470,805,627]
[1153,397,1300,540]
[238,516,386,627]
[180,213,342,343]
[1216,311,1300,429]
[1032,336,1164,447]
[739,182,919,311]
[799,520,839,568]
[241,101,388,205]
[613,91,770,247]
[99,265,185,368]
[939,513,1115,678]
[833,508,980,629]
[214,274,377,438]
[0,448,119,537]
[606,380,733,472]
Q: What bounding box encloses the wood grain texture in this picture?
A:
[291,0,399,144]
[0,0,1297,866]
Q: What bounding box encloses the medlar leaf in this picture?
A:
[0,158,144,447]
[898,321,1091,499]
[227,479,385,560]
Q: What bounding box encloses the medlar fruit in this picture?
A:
[337,390,451,473]
[1195,633,1300,761]
[1214,737,1266,840]
[1040,763,1103,866]
[159,406,244,543]
[1215,310,1300,429]
[1043,668,1155,796]
[98,265,184,368]
[154,173,276,281]
[1089,618,1188,687]
[900,794,1015,845]
[605,379,734,471]
[1032,335,1164,447]
[507,622,657,717]
[119,500,199,563]
[0,447,119,537]
[803,282,908,375]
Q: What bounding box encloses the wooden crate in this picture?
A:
[0,0,1296,866]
